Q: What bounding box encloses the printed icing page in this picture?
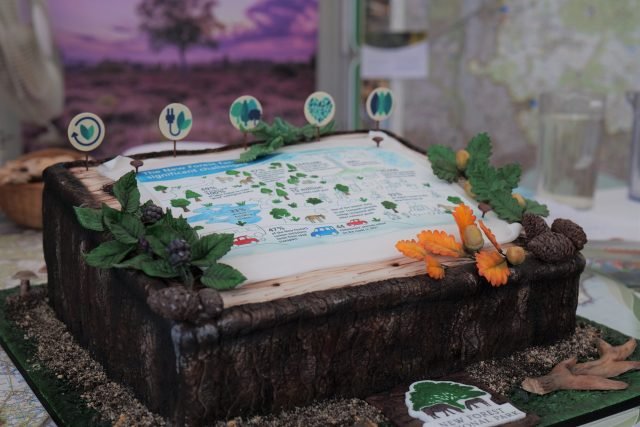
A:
[99,132,520,283]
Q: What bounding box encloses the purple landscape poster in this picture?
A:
[43,0,318,156]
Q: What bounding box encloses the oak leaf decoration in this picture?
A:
[395,240,427,260]
[476,250,510,287]
[452,203,476,242]
[417,230,464,258]
[478,220,502,253]
[425,254,445,279]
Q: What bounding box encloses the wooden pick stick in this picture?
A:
[85,153,89,171]
[173,140,177,157]
[375,121,380,130]
[315,126,320,141]
[243,132,248,150]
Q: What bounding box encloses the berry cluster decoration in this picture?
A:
[525,216,587,263]
[167,238,191,267]
[73,171,246,290]
[141,203,164,224]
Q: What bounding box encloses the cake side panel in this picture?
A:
[42,166,179,418]
[178,257,582,422]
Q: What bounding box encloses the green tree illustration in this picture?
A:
[306,197,323,205]
[185,190,202,202]
[171,198,191,212]
[276,188,289,200]
[270,208,290,220]
[137,0,222,72]
[226,170,240,176]
[334,184,350,195]
[260,188,273,195]
[154,185,168,193]
[288,176,300,185]
[381,200,398,213]
[408,381,484,411]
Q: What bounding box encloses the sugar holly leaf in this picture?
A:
[496,163,521,190]
[426,145,458,183]
[490,191,524,223]
[113,171,140,213]
[191,233,234,267]
[466,132,492,165]
[74,206,104,231]
[201,263,247,290]
[524,198,549,217]
[140,259,179,279]
[85,240,134,268]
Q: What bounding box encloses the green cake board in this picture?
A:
[1,285,640,427]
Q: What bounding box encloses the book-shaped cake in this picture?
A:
[42,131,584,425]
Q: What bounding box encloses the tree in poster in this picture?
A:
[270,208,290,220]
[381,200,398,213]
[154,185,168,193]
[276,188,289,200]
[185,190,202,202]
[137,0,224,71]
[334,184,350,195]
[306,197,323,205]
[171,198,191,212]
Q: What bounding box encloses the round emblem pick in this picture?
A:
[304,91,335,127]
[67,112,105,152]
[366,87,394,122]
[229,95,263,131]
[159,103,193,141]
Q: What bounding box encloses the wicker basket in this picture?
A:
[0,149,84,229]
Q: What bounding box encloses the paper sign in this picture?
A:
[361,41,429,79]
[229,95,263,131]
[67,112,105,152]
[159,103,192,141]
[304,91,336,127]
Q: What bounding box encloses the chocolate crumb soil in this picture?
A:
[465,323,602,395]
[5,291,604,426]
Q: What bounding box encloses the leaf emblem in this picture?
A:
[80,124,94,140]
[177,111,191,131]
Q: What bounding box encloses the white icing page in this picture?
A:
[99,132,521,284]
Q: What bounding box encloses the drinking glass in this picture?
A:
[537,92,605,209]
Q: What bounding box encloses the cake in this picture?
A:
[42,130,585,425]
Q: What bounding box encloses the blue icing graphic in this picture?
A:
[308,97,333,123]
[188,203,261,225]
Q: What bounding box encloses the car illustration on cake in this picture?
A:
[233,235,259,246]
[310,226,339,237]
[346,219,367,226]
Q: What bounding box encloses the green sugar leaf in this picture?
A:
[106,213,144,245]
[191,233,234,266]
[85,240,134,268]
[140,258,179,279]
[496,163,522,190]
[466,132,492,164]
[201,263,246,290]
[426,145,458,183]
[74,206,104,231]
[113,171,140,213]
[490,191,524,223]
[466,165,498,202]
[524,198,550,217]
[114,253,153,270]
[447,196,464,205]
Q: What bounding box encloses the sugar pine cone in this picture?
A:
[551,218,587,250]
[527,231,576,263]
[522,213,550,242]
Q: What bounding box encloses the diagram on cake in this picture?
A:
[135,142,486,258]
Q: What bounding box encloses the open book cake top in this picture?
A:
[97,131,520,303]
